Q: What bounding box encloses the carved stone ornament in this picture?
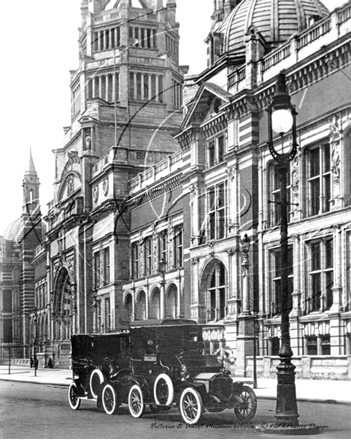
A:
[329,123,342,182]
[102,178,109,196]
[226,166,236,182]
[93,185,99,202]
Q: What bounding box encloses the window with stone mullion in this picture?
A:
[308,143,331,216]
[271,247,293,315]
[308,238,334,312]
[269,163,291,227]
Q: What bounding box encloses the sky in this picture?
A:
[0,0,347,235]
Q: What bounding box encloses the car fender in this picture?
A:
[176,381,207,405]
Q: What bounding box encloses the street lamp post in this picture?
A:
[32,307,38,377]
[267,72,299,425]
[159,258,167,320]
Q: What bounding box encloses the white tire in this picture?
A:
[128,384,144,418]
[102,383,118,415]
[179,387,203,425]
[154,373,174,406]
[68,383,81,410]
[90,369,104,399]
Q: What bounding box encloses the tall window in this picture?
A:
[307,143,331,216]
[94,252,101,289]
[105,298,110,332]
[271,248,293,315]
[207,135,226,168]
[144,237,152,276]
[207,262,226,322]
[173,227,183,268]
[269,164,291,227]
[131,242,139,279]
[103,248,110,285]
[208,182,227,240]
[308,238,333,312]
[96,299,101,333]
[159,231,168,264]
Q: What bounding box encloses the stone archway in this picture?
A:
[200,259,227,323]
[53,267,72,340]
[166,284,178,318]
[135,290,146,320]
[149,288,160,319]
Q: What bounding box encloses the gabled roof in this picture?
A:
[180,82,232,132]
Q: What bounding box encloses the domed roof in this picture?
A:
[3,218,24,243]
[220,0,329,56]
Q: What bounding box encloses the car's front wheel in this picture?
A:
[128,384,144,418]
[102,383,119,415]
[179,387,203,425]
[68,383,81,410]
[233,385,257,422]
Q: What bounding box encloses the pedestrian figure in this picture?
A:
[47,357,53,369]
[30,357,33,368]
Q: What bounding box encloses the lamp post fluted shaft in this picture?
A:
[275,162,299,425]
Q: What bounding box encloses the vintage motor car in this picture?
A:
[67,333,132,413]
[126,319,257,425]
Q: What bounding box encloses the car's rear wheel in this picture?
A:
[233,385,257,422]
[154,373,174,406]
[102,383,119,415]
[179,387,202,425]
[68,383,81,410]
[128,384,144,418]
[90,369,104,399]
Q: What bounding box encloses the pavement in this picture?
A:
[0,365,350,405]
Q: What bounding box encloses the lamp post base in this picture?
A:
[275,356,299,426]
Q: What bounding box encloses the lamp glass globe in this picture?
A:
[272,109,293,135]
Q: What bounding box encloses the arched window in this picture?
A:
[149,288,160,319]
[125,294,133,323]
[200,260,227,323]
[135,291,146,320]
[166,284,177,318]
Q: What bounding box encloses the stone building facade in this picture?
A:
[0,150,43,360]
[26,0,351,377]
[30,0,185,367]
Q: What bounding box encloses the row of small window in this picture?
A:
[93,248,110,289]
[131,227,183,279]
[93,27,121,52]
[271,238,334,316]
[94,297,111,333]
[129,26,157,49]
[86,74,120,103]
[269,335,331,356]
[269,142,335,225]
[129,72,164,102]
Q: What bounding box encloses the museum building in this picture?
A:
[2,0,351,379]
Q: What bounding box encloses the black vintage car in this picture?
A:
[68,321,257,425]
[126,319,257,425]
[68,333,132,414]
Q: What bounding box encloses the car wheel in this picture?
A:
[179,387,202,425]
[102,383,119,415]
[68,383,81,410]
[154,373,174,406]
[90,369,104,399]
[233,385,257,422]
[128,384,144,418]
